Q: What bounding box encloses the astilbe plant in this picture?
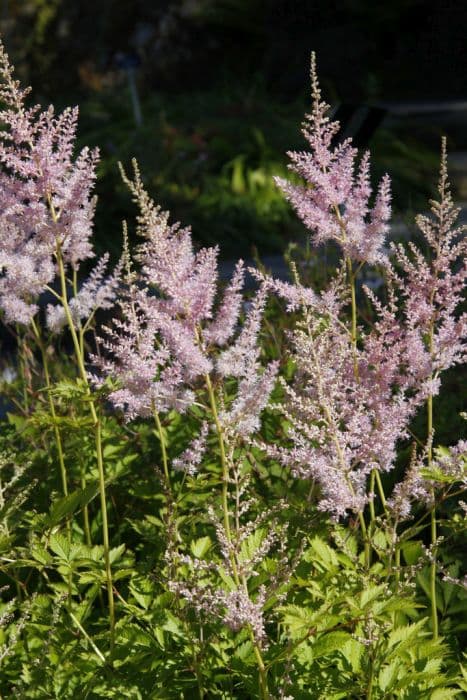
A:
[0,41,121,651]
[255,54,466,688]
[0,42,466,699]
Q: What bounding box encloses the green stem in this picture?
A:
[32,317,73,610]
[55,246,115,653]
[81,472,92,547]
[366,651,375,700]
[204,372,233,545]
[430,501,438,639]
[369,470,376,526]
[31,319,69,500]
[427,342,438,639]
[153,410,171,491]
[346,257,359,380]
[69,611,106,665]
[374,470,387,511]
[204,372,270,699]
[395,543,401,592]
[16,325,30,412]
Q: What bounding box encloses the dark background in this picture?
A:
[1,0,466,258]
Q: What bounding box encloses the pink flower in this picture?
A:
[275,53,391,266]
[0,43,98,325]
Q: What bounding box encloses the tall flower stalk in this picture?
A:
[0,42,116,651]
[391,138,466,637]
[54,240,115,650]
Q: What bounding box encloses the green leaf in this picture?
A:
[46,482,100,527]
[49,533,70,561]
[30,544,53,566]
[387,619,428,656]
[430,689,462,699]
[280,605,315,638]
[341,638,364,673]
[109,544,125,564]
[360,584,387,610]
[234,641,255,665]
[190,536,212,558]
[310,536,339,570]
[129,577,154,610]
[379,661,400,692]
[311,631,352,659]
[47,490,84,526]
[402,540,423,566]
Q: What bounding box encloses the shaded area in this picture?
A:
[0,1,466,259]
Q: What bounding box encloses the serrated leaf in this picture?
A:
[311,631,351,659]
[30,544,53,566]
[163,611,184,637]
[47,490,84,526]
[48,533,70,560]
[341,638,364,673]
[129,577,154,610]
[119,622,153,648]
[379,660,400,691]
[280,604,315,638]
[190,536,212,559]
[109,544,125,564]
[310,536,339,570]
[234,641,255,663]
[46,483,100,527]
[360,584,386,610]
[402,540,424,566]
[387,619,428,656]
[430,688,462,699]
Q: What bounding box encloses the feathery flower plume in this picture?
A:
[391,139,466,376]
[46,254,121,332]
[96,169,276,438]
[121,160,219,327]
[275,52,391,265]
[204,259,245,345]
[92,283,195,420]
[0,42,98,325]
[261,273,432,518]
[172,422,210,475]
[216,286,268,379]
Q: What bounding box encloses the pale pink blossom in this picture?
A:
[0,43,98,325]
[172,422,210,475]
[275,53,391,266]
[47,254,121,332]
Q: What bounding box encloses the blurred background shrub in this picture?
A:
[1,0,466,258]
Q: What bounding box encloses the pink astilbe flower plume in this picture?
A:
[260,272,434,519]
[121,160,219,327]
[204,259,245,345]
[275,52,391,266]
[46,253,122,333]
[172,421,210,475]
[392,139,466,376]
[216,286,279,438]
[92,282,196,420]
[0,42,98,325]
[96,162,276,437]
[265,120,465,519]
